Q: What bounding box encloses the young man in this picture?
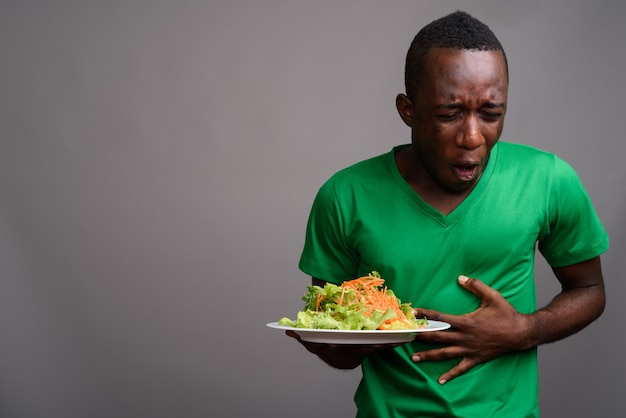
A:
[289,11,608,417]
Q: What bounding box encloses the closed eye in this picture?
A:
[480,102,506,121]
[480,111,503,121]
[436,112,462,122]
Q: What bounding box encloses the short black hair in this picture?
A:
[404,11,508,100]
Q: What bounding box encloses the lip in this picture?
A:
[452,162,480,181]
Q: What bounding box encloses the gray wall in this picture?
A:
[1,1,624,417]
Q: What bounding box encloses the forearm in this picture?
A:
[522,282,605,350]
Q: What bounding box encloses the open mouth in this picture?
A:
[452,164,479,181]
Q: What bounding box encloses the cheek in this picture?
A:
[496,115,506,136]
[494,124,504,142]
[483,122,504,144]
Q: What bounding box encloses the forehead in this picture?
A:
[421,48,508,100]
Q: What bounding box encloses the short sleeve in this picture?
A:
[298,177,359,283]
[538,157,609,267]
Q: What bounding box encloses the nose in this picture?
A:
[456,115,484,150]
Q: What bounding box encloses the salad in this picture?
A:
[278,271,427,330]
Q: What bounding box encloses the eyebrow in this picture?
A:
[482,101,506,108]
[435,101,506,110]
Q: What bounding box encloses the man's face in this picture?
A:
[400,48,508,193]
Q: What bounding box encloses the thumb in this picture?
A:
[458,275,499,302]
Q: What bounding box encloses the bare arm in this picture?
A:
[524,256,605,347]
[412,256,606,384]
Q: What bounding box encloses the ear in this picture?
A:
[395,94,413,127]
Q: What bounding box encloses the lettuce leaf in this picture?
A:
[279,275,425,330]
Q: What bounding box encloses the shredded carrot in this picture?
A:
[315,293,325,311]
[337,273,414,329]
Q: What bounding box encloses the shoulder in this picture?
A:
[334,149,393,176]
[311,147,400,210]
[321,148,396,189]
[497,142,556,162]
[496,142,574,175]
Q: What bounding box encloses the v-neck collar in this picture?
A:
[388,142,499,227]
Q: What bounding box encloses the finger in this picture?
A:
[411,344,466,363]
[413,307,457,325]
[414,309,466,331]
[414,330,464,345]
[457,275,500,302]
[436,357,477,385]
[413,307,437,318]
[285,330,300,340]
[285,331,335,355]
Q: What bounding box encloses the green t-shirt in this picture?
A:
[299,142,609,417]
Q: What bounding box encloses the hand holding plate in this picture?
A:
[285,329,404,370]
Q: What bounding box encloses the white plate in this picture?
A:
[266,320,451,344]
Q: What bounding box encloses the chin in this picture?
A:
[445,180,476,194]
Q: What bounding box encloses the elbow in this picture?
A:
[589,282,606,322]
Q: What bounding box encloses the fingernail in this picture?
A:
[412,355,421,362]
[458,275,469,283]
[439,378,447,385]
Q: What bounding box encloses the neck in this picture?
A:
[395,146,476,215]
